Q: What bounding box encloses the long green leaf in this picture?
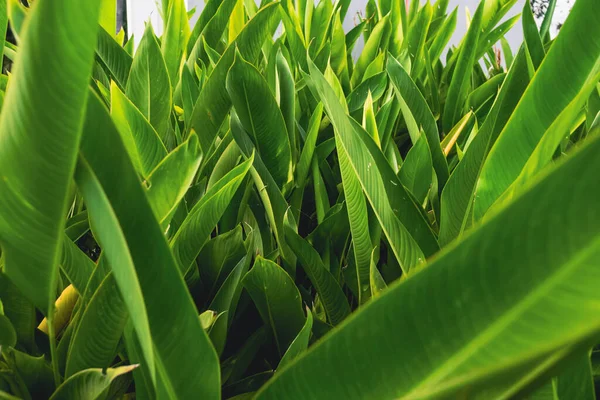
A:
[76,93,220,399]
[284,215,350,325]
[170,154,253,274]
[442,1,483,133]
[96,27,132,90]
[110,82,168,177]
[242,257,305,357]
[145,133,202,227]
[438,48,529,246]
[64,273,128,377]
[387,55,449,188]
[161,0,189,87]
[227,52,292,188]
[473,0,600,220]
[126,24,172,139]
[0,0,101,314]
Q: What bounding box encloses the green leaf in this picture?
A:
[3,348,54,398]
[295,103,323,189]
[0,303,16,348]
[284,214,350,325]
[170,154,253,274]
[278,311,313,370]
[110,82,168,177]
[346,72,388,113]
[189,2,281,153]
[474,0,600,220]
[0,273,35,351]
[0,0,101,315]
[276,49,297,163]
[522,1,544,70]
[181,65,199,128]
[197,227,246,299]
[399,134,433,205]
[229,0,245,42]
[50,365,136,400]
[387,55,449,188]
[242,257,305,357]
[161,0,190,87]
[171,151,253,274]
[406,1,433,78]
[369,250,387,298]
[76,93,220,399]
[126,24,172,139]
[7,0,24,43]
[230,111,297,271]
[438,48,529,246]
[442,0,484,133]
[59,236,98,297]
[305,59,427,273]
[145,133,202,227]
[256,125,600,400]
[99,0,116,36]
[207,251,252,355]
[227,52,292,188]
[0,0,7,63]
[530,353,595,400]
[350,15,389,88]
[95,27,132,90]
[428,8,457,64]
[64,273,127,377]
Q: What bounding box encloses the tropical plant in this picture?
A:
[0,0,599,398]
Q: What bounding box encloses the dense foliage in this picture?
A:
[0,0,599,398]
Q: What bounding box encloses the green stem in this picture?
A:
[47,313,62,388]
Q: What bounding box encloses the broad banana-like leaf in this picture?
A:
[242,257,305,357]
[126,24,172,140]
[145,133,202,227]
[161,0,189,87]
[474,0,600,220]
[257,119,600,400]
[278,312,313,370]
[96,27,132,90]
[207,251,252,356]
[229,0,245,42]
[399,134,433,205]
[76,93,220,399]
[284,213,350,325]
[0,0,101,315]
[0,274,35,351]
[50,365,136,400]
[110,82,167,177]
[64,273,127,377]
[227,52,292,188]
